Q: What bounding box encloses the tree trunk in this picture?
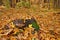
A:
[58,0,60,8]
[0,0,3,5]
[48,0,50,9]
[53,0,57,9]
[41,0,44,8]
[11,0,16,8]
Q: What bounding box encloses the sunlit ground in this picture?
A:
[0,4,60,40]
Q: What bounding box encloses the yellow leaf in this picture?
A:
[13,28,19,34]
[10,22,15,28]
[29,24,32,28]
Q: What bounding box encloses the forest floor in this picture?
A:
[0,7,60,40]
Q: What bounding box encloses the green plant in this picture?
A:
[24,1,31,8]
[15,0,31,9]
[4,0,10,9]
[32,21,40,31]
[15,1,25,9]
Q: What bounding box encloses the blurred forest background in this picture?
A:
[0,0,60,11]
[0,0,60,10]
